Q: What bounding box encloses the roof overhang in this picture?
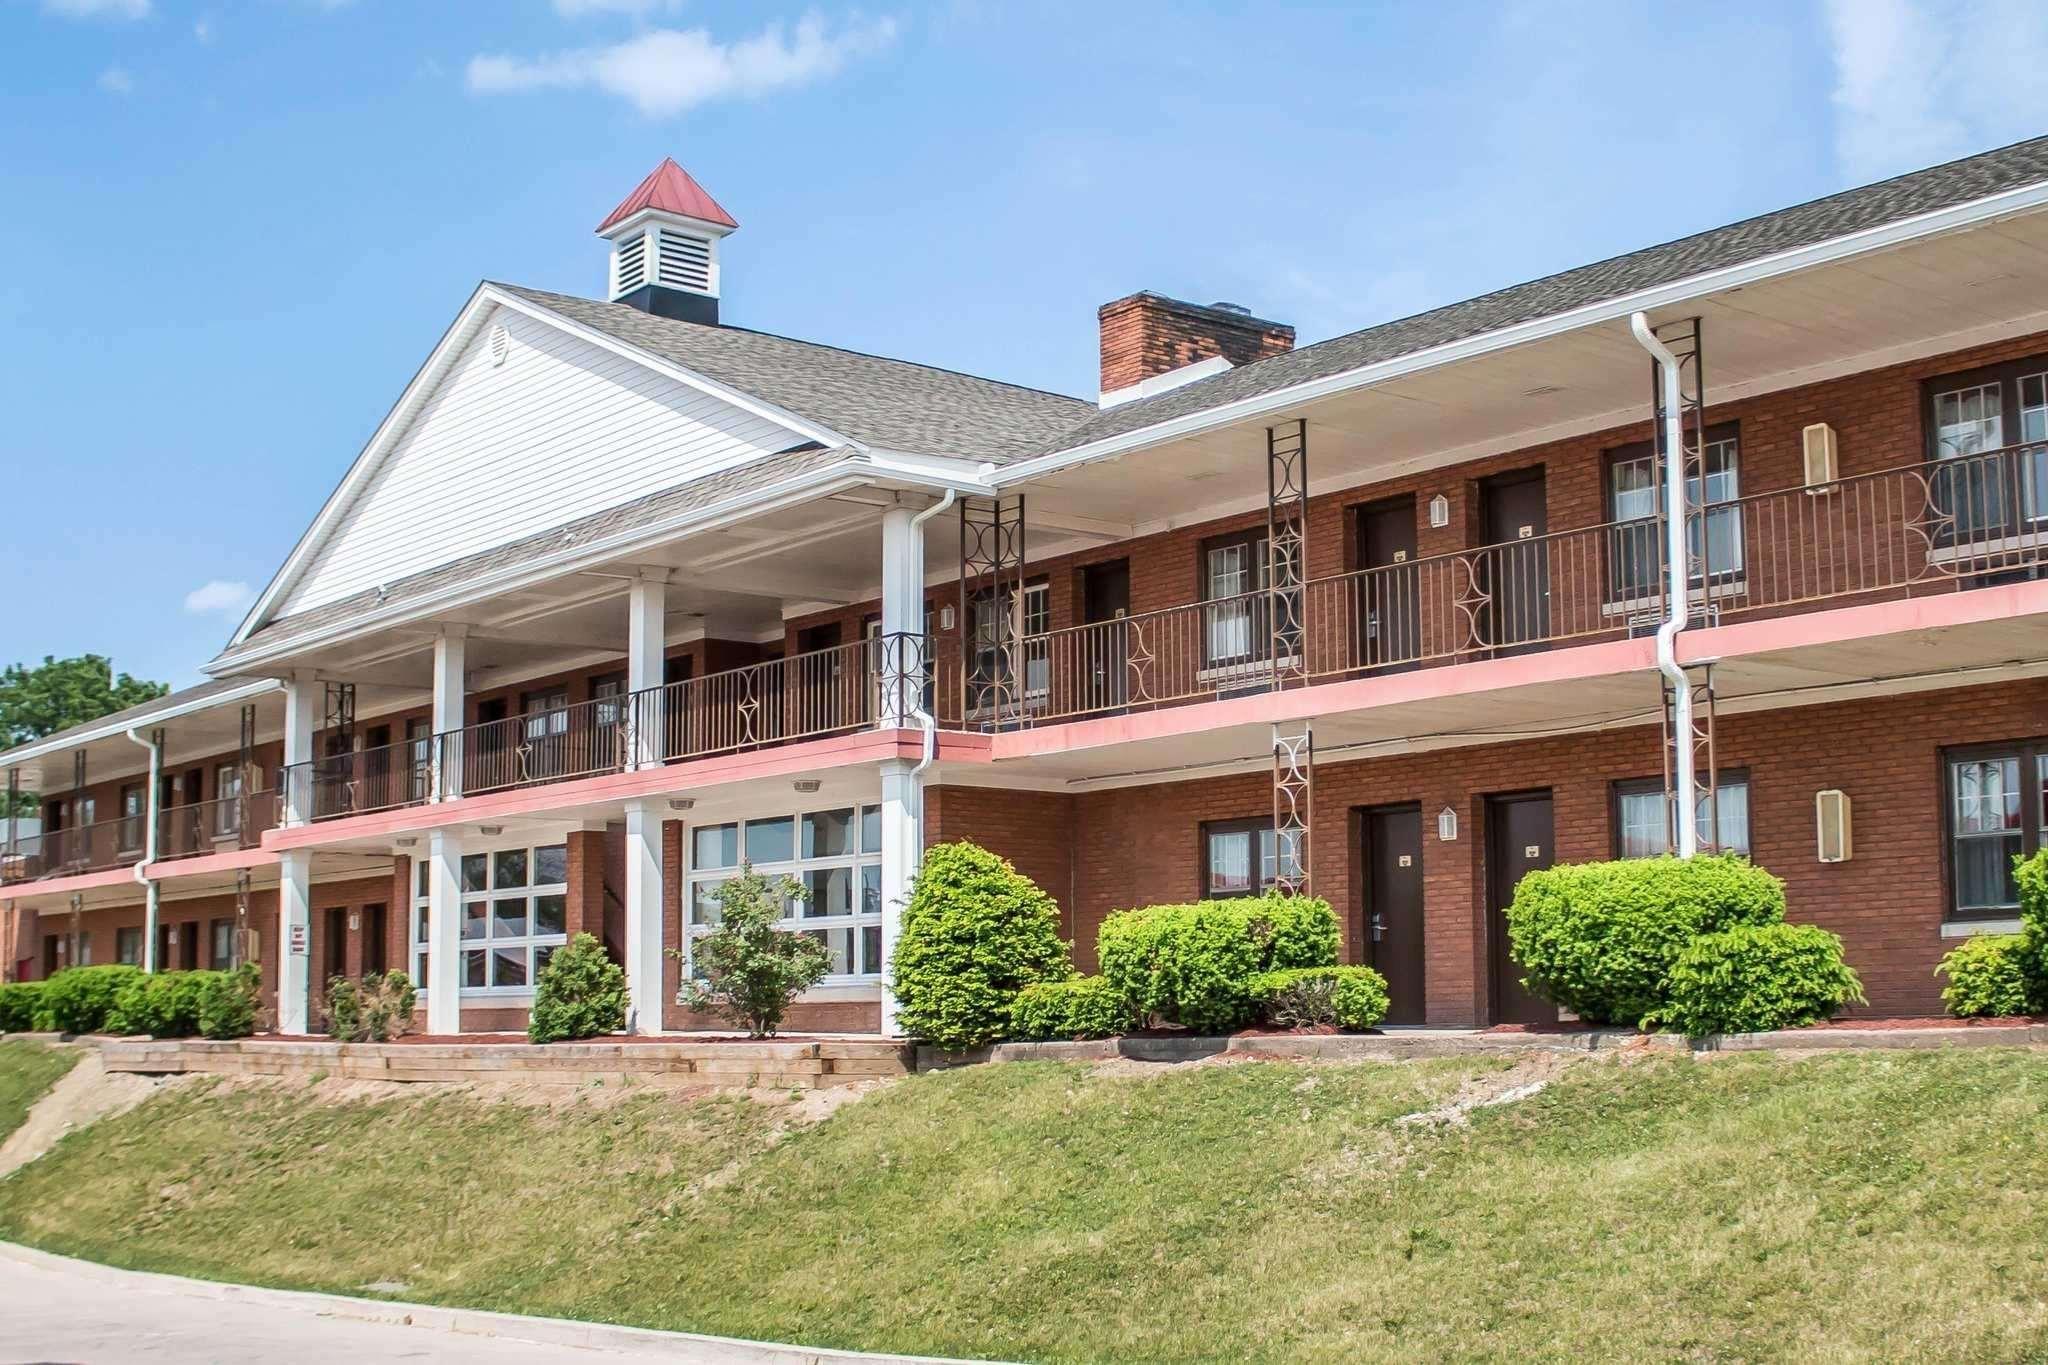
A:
[0,678,280,787]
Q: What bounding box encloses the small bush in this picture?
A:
[1506,855,1786,1025]
[0,981,43,1033]
[1246,966,1391,1031]
[39,965,144,1035]
[1009,976,1128,1041]
[196,964,261,1040]
[2016,850,2048,987]
[1097,894,1340,1035]
[891,842,1075,1051]
[530,933,628,1044]
[675,869,828,1039]
[327,971,416,1042]
[106,971,214,1037]
[1645,922,1865,1036]
[1936,934,2040,1018]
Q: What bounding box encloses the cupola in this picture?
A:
[597,157,738,326]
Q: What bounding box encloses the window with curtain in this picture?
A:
[1611,773,1752,858]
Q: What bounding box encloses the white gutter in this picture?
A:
[906,489,958,780]
[1630,312,1698,859]
[122,726,163,971]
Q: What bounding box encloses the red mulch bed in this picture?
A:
[246,1032,842,1046]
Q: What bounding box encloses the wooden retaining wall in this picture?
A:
[99,1038,915,1091]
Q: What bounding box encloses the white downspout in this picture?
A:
[1629,312,1697,858]
[122,727,164,969]
[906,488,958,786]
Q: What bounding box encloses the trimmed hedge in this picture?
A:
[1936,934,2039,1018]
[1097,894,1339,1034]
[529,934,627,1044]
[1009,976,1127,1041]
[1644,922,1865,1036]
[196,965,262,1040]
[891,842,1074,1052]
[102,967,262,1039]
[38,965,144,1035]
[1245,966,1390,1031]
[328,970,418,1042]
[1505,855,1785,1025]
[0,981,42,1033]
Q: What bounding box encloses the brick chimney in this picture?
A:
[1098,292,1294,403]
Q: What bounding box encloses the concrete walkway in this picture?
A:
[0,1242,985,1365]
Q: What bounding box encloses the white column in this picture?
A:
[431,630,467,800]
[627,572,668,768]
[623,797,663,1034]
[426,828,464,1034]
[281,675,316,825]
[878,756,923,1037]
[141,881,161,973]
[277,849,313,1034]
[879,506,923,728]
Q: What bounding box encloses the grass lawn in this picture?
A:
[3,1049,2048,1362]
[0,1041,78,1145]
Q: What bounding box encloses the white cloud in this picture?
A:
[96,65,134,94]
[183,580,255,615]
[467,12,898,117]
[1824,0,2048,183]
[194,17,212,42]
[553,0,683,16]
[43,0,149,17]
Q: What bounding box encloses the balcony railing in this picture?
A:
[0,815,141,885]
[153,791,281,863]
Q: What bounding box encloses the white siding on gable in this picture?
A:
[276,306,800,617]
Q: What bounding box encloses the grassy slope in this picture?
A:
[0,1041,78,1144]
[2,1051,2047,1363]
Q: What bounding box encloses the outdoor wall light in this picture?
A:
[1428,494,1452,529]
[1815,790,1853,863]
[1437,805,1459,842]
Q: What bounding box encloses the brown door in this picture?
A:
[179,921,199,971]
[361,724,392,809]
[1081,559,1131,712]
[362,904,387,977]
[323,907,348,985]
[471,698,508,793]
[1357,496,1419,671]
[1487,792,1556,1025]
[1479,468,1550,654]
[1364,804,1426,1024]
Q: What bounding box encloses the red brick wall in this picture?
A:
[1099,292,1295,394]
[923,785,1080,942]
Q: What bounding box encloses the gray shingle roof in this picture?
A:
[498,285,1094,463]
[225,445,859,659]
[1033,134,2048,457]
[0,676,271,768]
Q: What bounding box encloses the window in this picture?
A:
[118,785,144,852]
[1944,741,2048,917]
[211,917,234,968]
[967,581,1050,708]
[1200,818,1303,898]
[216,764,243,836]
[1200,531,1300,670]
[1925,355,2048,539]
[410,841,569,993]
[116,927,142,966]
[591,672,628,729]
[685,806,884,982]
[1611,772,1752,858]
[1604,426,1742,601]
[521,688,570,740]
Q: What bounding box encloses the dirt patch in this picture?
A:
[1394,1051,1579,1128]
[0,1047,181,1178]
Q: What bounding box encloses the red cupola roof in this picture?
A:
[596,158,738,235]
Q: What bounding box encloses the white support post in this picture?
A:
[281,675,316,825]
[878,757,923,1037]
[627,572,669,769]
[623,797,663,1033]
[426,828,463,1034]
[879,506,922,728]
[431,630,467,801]
[277,849,312,1034]
[141,881,161,973]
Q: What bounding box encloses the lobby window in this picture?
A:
[411,842,568,992]
[686,806,884,981]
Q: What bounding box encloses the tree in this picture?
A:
[674,866,831,1037]
[0,655,169,815]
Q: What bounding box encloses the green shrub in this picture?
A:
[1245,966,1391,1031]
[1505,855,1786,1025]
[196,964,261,1040]
[1097,894,1340,1035]
[106,971,215,1037]
[2016,850,2048,988]
[1009,976,1128,1041]
[326,971,416,1042]
[38,965,144,1035]
[890,842,1074,1051]
[1936,934,2040,1018]
[0,981,43,1033]
[675,869,829,1039]
[1644,922,1865,1036]
[530,933,629,1044]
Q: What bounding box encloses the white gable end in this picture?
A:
[275,305,802,618]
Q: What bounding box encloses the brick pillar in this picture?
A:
[1424,792,1485,1027]
[564,831,607,943]
[389,857,412,980]
[661,819,684,1031]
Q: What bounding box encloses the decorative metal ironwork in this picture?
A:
[1125,615,1158,708]
[1272,719,1314,897]
[1267,420,1309,686]
[4,767,17,858]
[238,703,257,841]
[234,868,251,970]
[323,682,356,749]
[1451,552,1493,655]
[1659,663,1719,851]
[960,495,1027,728]
[1650,317,1714,834]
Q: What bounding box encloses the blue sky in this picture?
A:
[2,0,2045,688]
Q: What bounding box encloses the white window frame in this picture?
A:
[216,763,243,837]
[411,841,569,997]
[1613,773,1752,858]
[685,805,884,986]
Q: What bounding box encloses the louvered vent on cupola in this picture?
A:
[597,158,737,326]
[611,232,649,297]
[656,228,711,292]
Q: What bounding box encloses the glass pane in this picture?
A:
[1953,758,2021,833]
[460,853,488,894]
[693,823,739,870]
[417,862,429,897]
[492,947,528,989]
[415,908,429,943]
[804,808,854,858]
[461,903,488,941]
[1208,830,1252,895]
[1955,832,2023,911]
[2023,374,2047,444]
[1936,385,2003,459]
[804,866,853,918]
[415,950,428,987]
[462,949,487,988]
[492,898,528,938]
[1617,789,1669,858]
[534,894,566,936]
[535,943,557,978]
[862,925,883,975]
[1610,455,1656,521]
[493,849,528,889]
[690,880,726,926]
[862,862,881,915]
[807,927,853,975]
[861,805,881,854]
[745,816,795,864]
[1708,783,1751,855]
[534,844,568,886]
